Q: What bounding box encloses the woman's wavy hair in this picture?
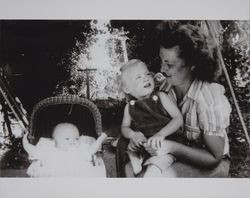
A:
[157,23,220,82]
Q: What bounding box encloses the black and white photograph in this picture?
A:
[0,0,249,197]
[1,19,249,178]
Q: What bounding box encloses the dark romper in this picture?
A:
[117,92,175,176]
[128,92,171,139]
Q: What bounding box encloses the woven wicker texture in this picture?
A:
[28,95,102,144]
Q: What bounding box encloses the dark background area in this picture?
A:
[0,20,160,113]
[0,20,89,112]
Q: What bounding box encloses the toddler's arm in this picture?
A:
[121,104,147,151]
[148,92,183,148]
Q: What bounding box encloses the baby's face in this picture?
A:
[122,63,154,99]
[53,124,80,151]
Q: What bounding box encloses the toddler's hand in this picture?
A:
[145,139,173,156]
[154,72,166,83]
[130,132,147,148]
[127,140,138,152]
[147,135,165,149]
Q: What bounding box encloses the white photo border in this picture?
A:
[0,0,249,20]
[0,0,249,198]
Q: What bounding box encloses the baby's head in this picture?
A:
[52,123,80,151]
[120,59,154,100]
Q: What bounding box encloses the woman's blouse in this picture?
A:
[161,79,231,155]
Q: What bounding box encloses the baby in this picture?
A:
[23,122,107,177]
[120,59,183,177]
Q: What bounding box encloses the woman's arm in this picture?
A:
[175,134,225,168]
[151,134,225,169]
[170,83,230,169]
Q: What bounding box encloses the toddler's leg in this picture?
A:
[125,162,135,177]
[143,154,175,177]
[160,166,177,177]
[143,164,162,177]
[127,150,143,175]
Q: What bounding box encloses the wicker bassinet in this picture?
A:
[28,95,102,144]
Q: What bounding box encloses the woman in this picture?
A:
[146,23,232,177]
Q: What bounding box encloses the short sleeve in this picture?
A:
[197,83,232,137]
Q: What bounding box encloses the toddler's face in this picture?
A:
[122,63,154,99]
[53,124,80,151]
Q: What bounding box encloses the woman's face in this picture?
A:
[159,46,192,87]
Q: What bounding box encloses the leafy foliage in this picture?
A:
[219,21,250,177]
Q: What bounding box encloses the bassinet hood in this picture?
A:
[28,95,102,144]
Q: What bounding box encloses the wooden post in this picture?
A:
[206,21,250,146]
[78,68,97,99]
